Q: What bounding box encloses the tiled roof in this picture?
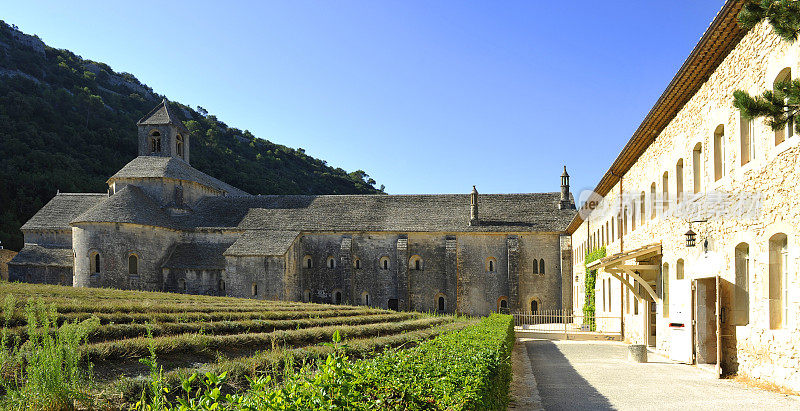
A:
[9,245,72,267]
[108,156,249,196]
[136,99,189,133]
[224,230,300,256]
[71,185,174,227]
[21,193,107,231]
[188,193,576,233]
[162,242,231,269]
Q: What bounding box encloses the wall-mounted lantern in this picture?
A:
[685,228,697,247]
[685,220,707,249]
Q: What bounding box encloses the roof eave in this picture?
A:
[566,0,748,234]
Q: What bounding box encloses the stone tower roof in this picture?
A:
[108,156,249,196]
[137,98,189,133]
[71,185,174,227]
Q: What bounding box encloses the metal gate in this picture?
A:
[512,309,622,340]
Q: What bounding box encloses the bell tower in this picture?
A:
[136,99,191,164]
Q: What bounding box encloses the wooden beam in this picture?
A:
[605,270,644,301]
[620,267,659,303]
[617,264,660,272]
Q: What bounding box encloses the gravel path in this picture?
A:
[515,338,800,411]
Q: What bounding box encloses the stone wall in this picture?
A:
[22,229,73,248]
[571,21,800,389]
[224,255,287,300]
[112,178,219,209]
[72,223,182,291]
[162,268,224,296]
[292,231,563,315]
[8,265,71,286]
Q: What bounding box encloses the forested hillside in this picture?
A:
[0,21,383,251]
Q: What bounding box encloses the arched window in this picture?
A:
[662,262,669,317]
[662,172,669,212]
[362,292,370,306]
[530,299,538,313]
[176,134,184,159]
[90,252,101,274]
[740,111,755,165]
[353,258,361,269]
[303,289,311,303]
[623,206,629,234]
[251,282,258,297]
[693,143,703,193]
[150,131,162,153]
[303,255,313,269]
[380,257,390,270]
[676,159,684,203]
[734,243,750,325]
[714,124,725,181]
[600,225,605,246]
[496,296,509,312]
[774,68,794,145]
[219,279,226,293]
[769,233,788,329]
[178,278,186,292]
[327,256,336,269]
[486,257,496,272]
[532,259,538,274]
[639,191,646,223]
[539,259,545,274]
[410,256,423,271]
[611,216,616,240]
[334,290,343,305]
[650,183,657,219]
[676,259,684,280]
[128,254,138,276]
[437,294,446,312]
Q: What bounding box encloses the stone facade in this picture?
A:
[570,12,800,390]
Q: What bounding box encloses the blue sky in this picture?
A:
[4,1,725,196]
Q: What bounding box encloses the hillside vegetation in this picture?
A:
[0,20,383,251]
[0,282,473,409]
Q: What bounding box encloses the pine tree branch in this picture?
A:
[734,79,800,133]
[738,0,800,43]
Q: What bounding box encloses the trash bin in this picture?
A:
[628,344,647,363]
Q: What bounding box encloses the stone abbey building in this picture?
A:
[9,100,577,315]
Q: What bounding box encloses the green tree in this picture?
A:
[734,1,800,133]
[739,0,800,42]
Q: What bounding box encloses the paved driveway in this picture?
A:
[516,338,800,411]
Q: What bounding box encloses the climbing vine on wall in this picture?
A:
[583,247,606,330]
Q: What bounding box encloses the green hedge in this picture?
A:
[143,314,515,410]
[353,313,515,410]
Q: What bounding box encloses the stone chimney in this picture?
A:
[560,166,574,210]
[470,185,479,226]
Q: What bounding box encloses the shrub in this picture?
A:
[0,296,99,410]
[152,314,514,410]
